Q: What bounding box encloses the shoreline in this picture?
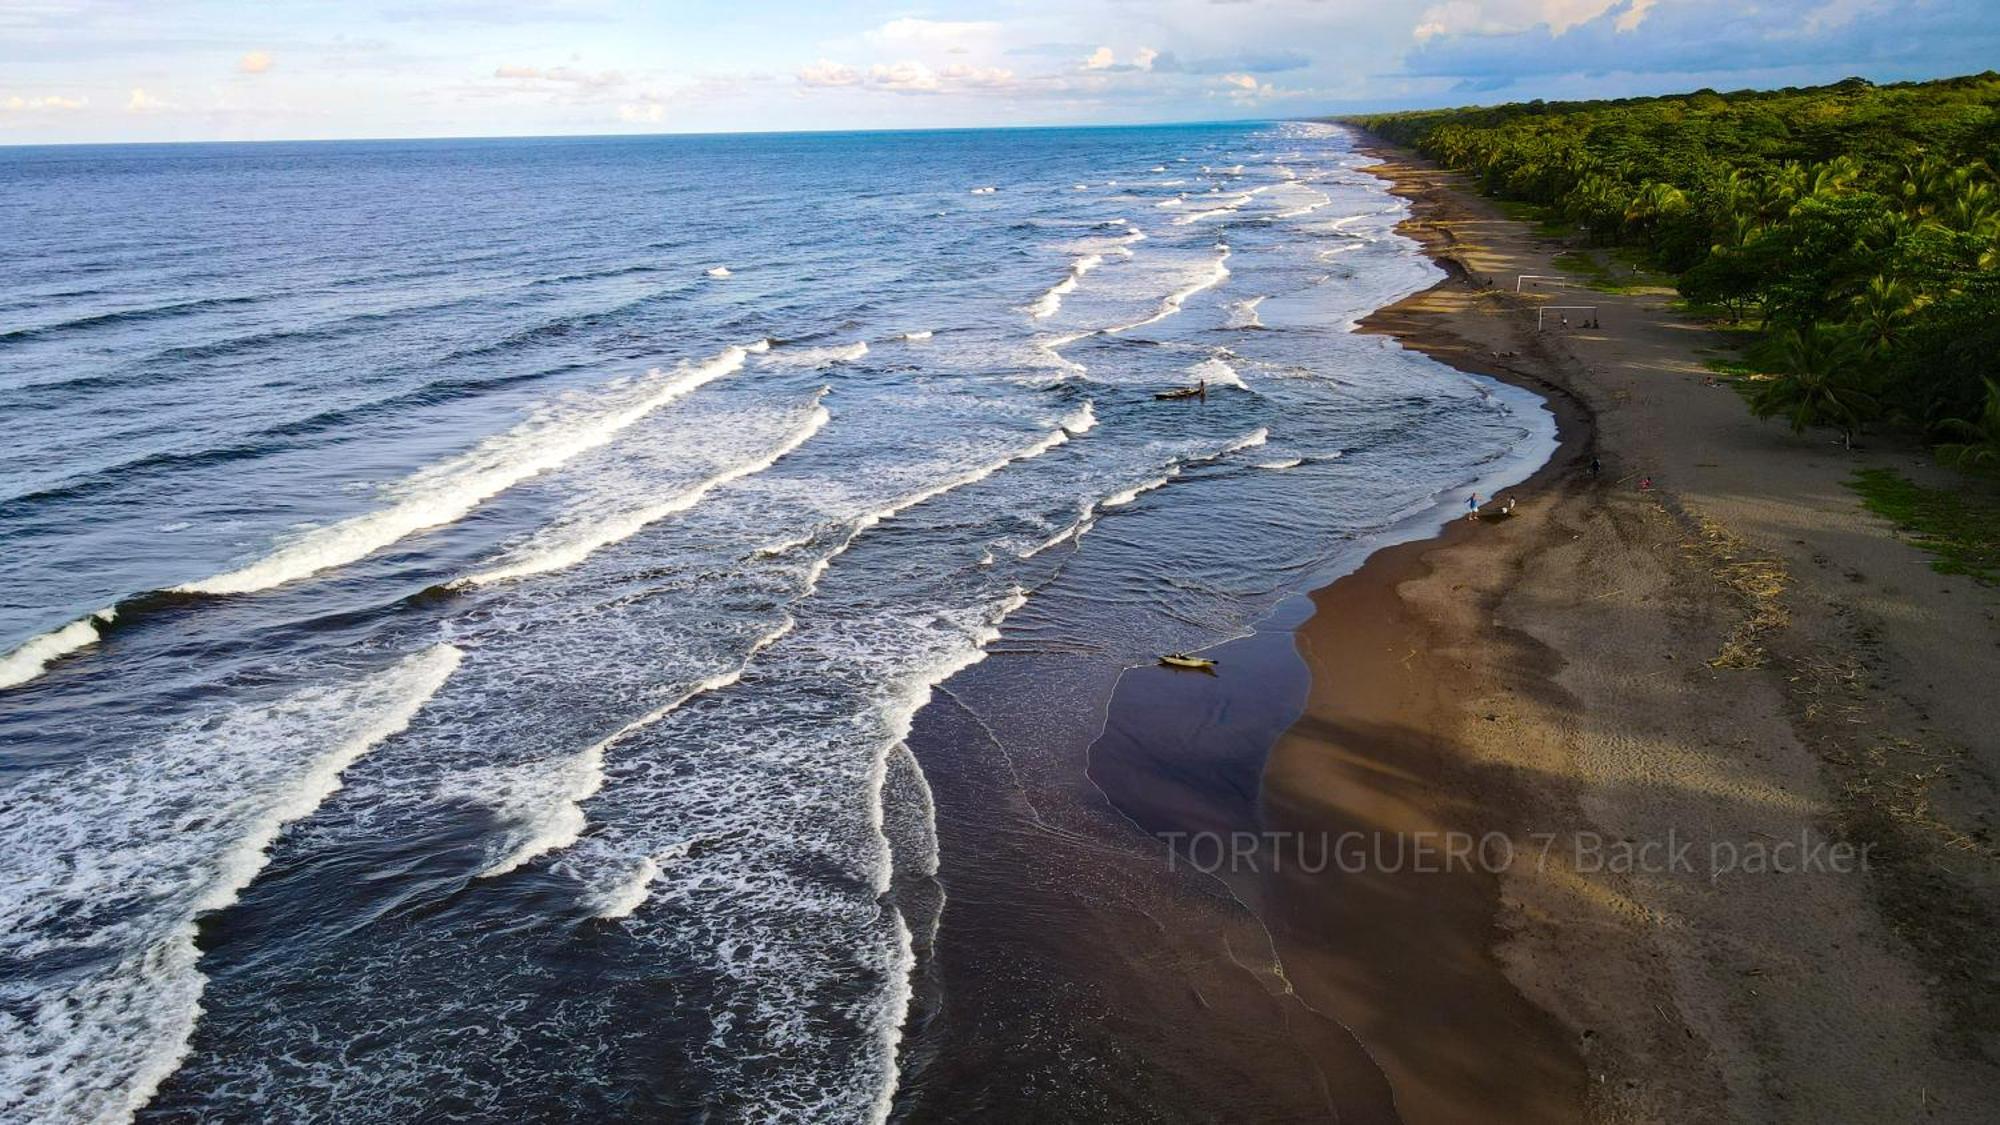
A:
[1085,139,1600,1124]
[1239,134,2000,1122]
[1243,140,1601,1122]
[901,129,2000,1122]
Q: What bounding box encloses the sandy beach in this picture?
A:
[1245,138,2000,1122]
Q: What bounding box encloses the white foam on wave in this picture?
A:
[1189,354,1246,390]
[459,389,832,586]
[1225,295,1268,329]
[804,413,1086,594]
[1033,329,1094,379]
[858,586,1024,1123]
[969,186,996,195]
[901,330,932,341]
[1172,190,1258,226]
[1215,427,1270,456]
[706,266,733,278]
[1256,457,1306,470]
[582,855,662,920]
[1060,400,1097,436]
[174,345,754,596]
[1028,253,1104,320]
[448,620,793,881]
[754,530,818,558]
[0,643,459,1124]
[1102,466,1181,508]
[1110,244,1231,334]
[1022,505,1096,558]
[1275,188,1335,220]
[0,607,117,692]
[761,341,869,369]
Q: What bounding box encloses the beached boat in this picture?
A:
[1158,653,1217,670]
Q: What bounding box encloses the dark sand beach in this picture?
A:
[905,135,2000,1123]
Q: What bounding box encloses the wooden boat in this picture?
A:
[1154,387,1204,400]
[1159,653,1217,671]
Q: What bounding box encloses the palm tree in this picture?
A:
[1714,210,1760,252]
[1809,156,1862,197]
[1937,378,2000,470]
[1940,176,1998,236]
[1750,324,1876,448]
[1900,155,1951,219]
[1746,174,1793,224]
[1849,275,1917,355]
[1623,180,1688,240]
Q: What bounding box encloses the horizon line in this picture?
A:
[0,113,1315,151]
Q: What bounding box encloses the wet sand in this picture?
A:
[1243,138,2000,1122]
[901,136,2000,1123]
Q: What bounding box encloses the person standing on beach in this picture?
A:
[1466,492,1479,519]
[1590,456,1601,478]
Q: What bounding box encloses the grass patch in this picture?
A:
[1551,249,1612,283]
[1494,199,1573,238]
[1848,467,2000,584]
[1697,337,1780,407]
[1550,248,1666,295]
[1608,245,1674,283]
[1544,246,1672,294]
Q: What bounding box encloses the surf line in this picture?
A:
[455,388,833,587]
[0,342,766,694]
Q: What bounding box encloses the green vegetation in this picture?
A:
[1347,73,2000,449]
[1550,247,1670,294]
[1848,467,2000,583]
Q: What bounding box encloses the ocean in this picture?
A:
[0,122,1554,1122]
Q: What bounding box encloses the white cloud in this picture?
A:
[1216,75,1280,103]
[1615,0,1658,31]
[1081,45,1164,72]
[938,63,1017,89]
[797,59,1018,96]
[1804,0,1884,33]
[1412,0,1625,41]
[3,94,88,112]
[238,50,272,74]
[868,61,940,92]
[865,18,1003,47]
[491,64,625,88]
[126,87,173,113]
[618,101,665,123]
[797,59,862,87]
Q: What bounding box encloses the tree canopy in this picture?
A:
[1345,72,2000,446]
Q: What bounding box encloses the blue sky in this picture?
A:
[3,0,1997,143]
